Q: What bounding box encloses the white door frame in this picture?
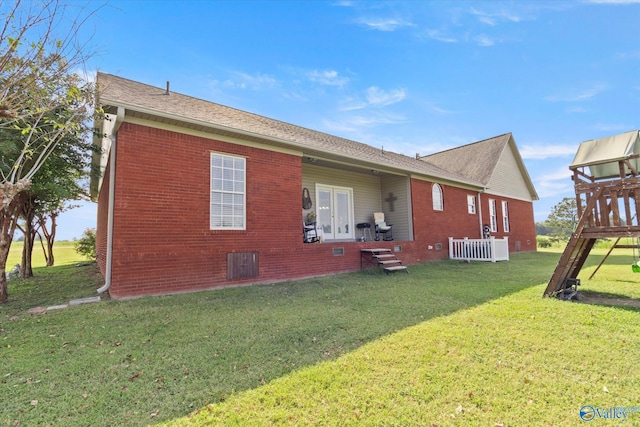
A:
[315,184,355,240]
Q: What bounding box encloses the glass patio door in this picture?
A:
[316,185,354,240]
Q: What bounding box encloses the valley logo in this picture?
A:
[580,405,640,422]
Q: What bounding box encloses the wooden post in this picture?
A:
[448,237,454,260]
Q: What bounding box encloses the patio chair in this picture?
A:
[303,221,319,243]
[373,212,393,241]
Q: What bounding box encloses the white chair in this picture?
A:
[303,221,319,243]
[373,212,393,241]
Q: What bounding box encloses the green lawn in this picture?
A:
[6,240,84,270]
[2,246,640,426]
[3,241,99,315]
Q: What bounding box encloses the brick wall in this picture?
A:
[411,181,483,261]
[102,122,536,299]
[479,196,537,252]
[410,180,537,261]
[108,123,410,298]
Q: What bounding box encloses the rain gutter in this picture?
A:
[97,106,125,294]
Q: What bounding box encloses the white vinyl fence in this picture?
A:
[448,237,509,262]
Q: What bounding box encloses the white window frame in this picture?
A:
[432,183,443,211]
[210,152,246,230]
[467,195,476,214]
[489,199,497,232]
[502,200,510,233]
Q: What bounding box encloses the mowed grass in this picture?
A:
[2,241,100,315]
[6,241,82,269]
[1,245,640,426]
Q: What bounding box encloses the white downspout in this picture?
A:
[97,107,125,294]
[477,192,484,239]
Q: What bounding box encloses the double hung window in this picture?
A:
[467,195,476,214]
[502,201,510,232]
[489,199,497,233]
[210,152,246,230]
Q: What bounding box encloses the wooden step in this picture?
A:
[374,254,396,259]
[378,259,402,265]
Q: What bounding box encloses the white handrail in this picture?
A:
[448,237,509,262]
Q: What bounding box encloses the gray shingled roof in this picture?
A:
[97,72,482,187]
[421,133,512,185]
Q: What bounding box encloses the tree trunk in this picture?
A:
[36,230,51,266]
[0,201,21,303]
[0,236,10,303]
[46,212,57,266]
[38,212,57,266]
[19,196,35,278]
[20,224,34,278]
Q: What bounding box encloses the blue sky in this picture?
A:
[57,0,639,240]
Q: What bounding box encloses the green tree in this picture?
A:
[19,118,93,275]
[75,228,95,260]
[535,222,554,236]
[545,197,580,239]
[0,0,99,303]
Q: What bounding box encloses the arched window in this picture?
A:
[432,183,443,211]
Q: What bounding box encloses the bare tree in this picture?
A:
[0,0,99,302]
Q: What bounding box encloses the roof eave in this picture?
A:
[98,96,484,188]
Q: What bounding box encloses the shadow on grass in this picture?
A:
[1,251,559,427]
[577,290,640,311]
[0,262,104,318]
[582,252,640,267]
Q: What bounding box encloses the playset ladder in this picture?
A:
[543,188,602,297]
[544,237,596,296]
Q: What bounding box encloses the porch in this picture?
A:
[301,160,412,243]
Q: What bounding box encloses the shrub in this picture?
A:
[536,235,552,248]
[75,228,96,260]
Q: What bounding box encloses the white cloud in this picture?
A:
[339,86,407,111]
[534,168,575,199]
[427,104,455,115]
[423,29,458,43]
[323,111,405,133]
[545,84,607,102]
[520,144,577,159]
[212,71,276,91]
[356,17,415,32]
[538,168,575,182]
[281,91,308,102]
[475,34,496,47]
[566,106,589,113]
[365,86,407,106]
[469,7,523,25]
[535,182,574,199]
[350,114,404,126]
[338,96,367,112]
[592,122,632,132]
[307,69,350,87]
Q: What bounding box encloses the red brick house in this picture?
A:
[91,73,538,299]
